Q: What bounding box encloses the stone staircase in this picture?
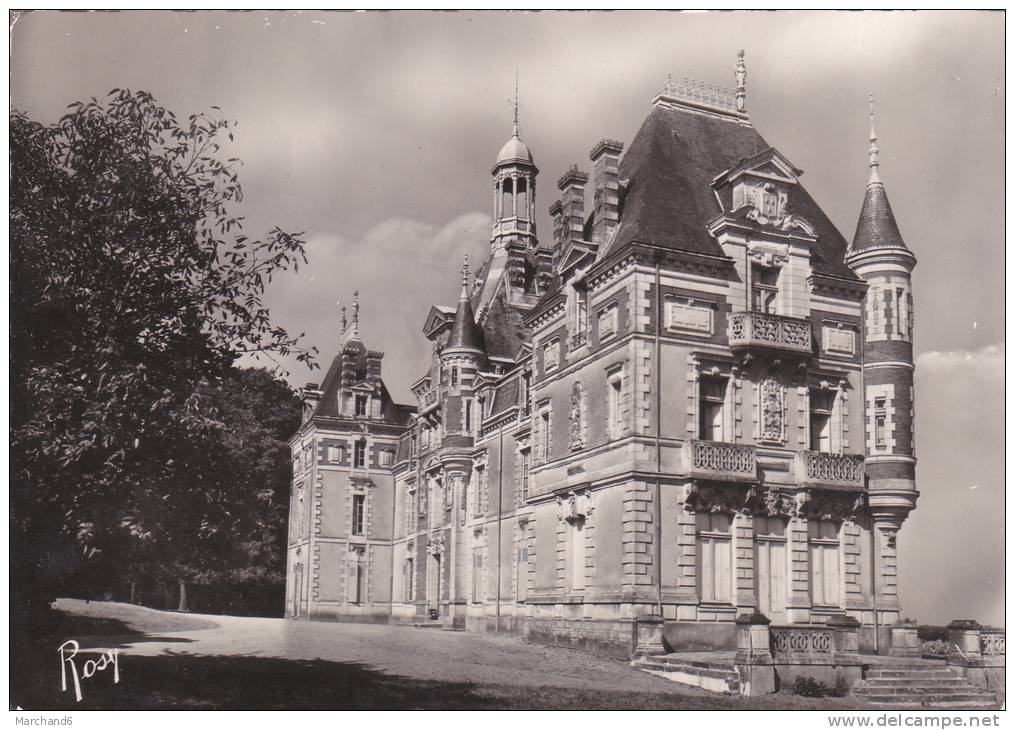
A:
[852,665,998,708]
[631,653,740,694]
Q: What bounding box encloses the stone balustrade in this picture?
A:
[727,311,813,356]
[796,451,866,489]
[947,620,1005,696]
[771,625,835,657]
[684,440,757,483]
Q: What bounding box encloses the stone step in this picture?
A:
[860,694,998,708]
[866,669,957,679]
[631,658,740,694]
[855,684,987,696]
[858,678,969,687]
[633,659,738,680]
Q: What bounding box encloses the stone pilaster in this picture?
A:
[734,513,755,608]
[787,515,811,623]
[622,481,654,591]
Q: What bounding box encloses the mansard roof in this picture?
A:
[605,103,859,280]
[309,339,413,425]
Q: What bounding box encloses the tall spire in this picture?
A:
[460,253,470,300]
[352,290,360,337]
[868,93,881,185]
[446,254,485,353]
[512,68,520,137]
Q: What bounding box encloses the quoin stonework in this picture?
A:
[285,53,919,658]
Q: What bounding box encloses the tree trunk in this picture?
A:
[177,579,189,612]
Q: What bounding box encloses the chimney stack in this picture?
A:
[300,382,322,424]
[549,200,564,247]
[589,139,624,244]
[557,166,588,244]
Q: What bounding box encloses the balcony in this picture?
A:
[683,440,757,482]
[727,311,812,356]
[796,450,865,490]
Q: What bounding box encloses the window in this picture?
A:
[698,377,727,442]
[406,488,416,532]
[349,551,365,604]
[464,398,473,434]
[379,449,393,467]
[352,494,365,536]
[327,445,342,463]
[809,520,841,607]
[573,285,589,346]
[404,557,415,602]
[810,391,835,453]
[517,546,528,602]
[471,547,483,603]
[519,447,531,501]
[598,304,618,340]
[751,265,779,314]
[473,466,485,517]
[569,520,586,591]
[543,339,560,371]
[608,372,623,440]
[696,512,732,603]
[538,407,551,461]
[874,397,887,449]
[451,367,458,387]
[355,394,368,417]
[354,440,366,469]
[520,373,531,415]
[753,516,788,621]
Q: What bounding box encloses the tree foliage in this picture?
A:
[11,90,315,619]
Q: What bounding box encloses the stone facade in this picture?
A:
[286,55,919,659]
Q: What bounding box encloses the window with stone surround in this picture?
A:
[327,445,343,463]
[518,446,531,501]
[809,519,841,607]
[696,511,732,603]
[379,449,393,467]
[352,494,365,536]
[607,369,624,440]
[537,403,552,463]
[598,303,618,341]
[354,439,366,469]
[753,515,788,620]
[473,465,485,518]
[471,546,483,603]
[874,398,887,449]
[348,548,366,604]
[698,377,728,442]
[568,520,586,591]
[517,544,529,602]
[464,397,474,435]
[355,394,368,417]
[751,264,779,314]
[810,390,835,453]
[542,338,561,372]
[451,366,459,387]
[404,557,415,602]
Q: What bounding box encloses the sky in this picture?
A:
[10,10,1004,627]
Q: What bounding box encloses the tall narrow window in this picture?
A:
[751,265,779,314]
[896,289,905,336]
[569,521,586,591]
[354,440,366,469]
[810,390,835,453]
[471,547,483,603]
[698,377,727,442]
[451,367,459,387]
[464,398,473,434]
[696,511,732,603]
[517,546,528,601]
[355,394,368,417]
[809,520,841,607]
[405,557,415,602]
[520,373,531,415]
[574,286,589,344]
[608,373,623,440]
[539,408,551,461]
[753,516,788,622]
[473,466,485,517]
[519,448,531,501]
[352,494,365,536]
[874,397,887,449]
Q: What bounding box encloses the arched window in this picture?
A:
[500,177,514,220]
[516,177,528,220]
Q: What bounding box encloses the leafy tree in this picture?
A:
[11,90,316,626]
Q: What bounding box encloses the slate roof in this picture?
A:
[850,181,911,255]
[489,373,521,417]
[605,103,860,281]
[448,292,486,351]
[310,338,414,425]
[480,286,530,359]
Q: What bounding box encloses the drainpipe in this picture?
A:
[388,453,398,620]
[496,420,505,622]
[654,255,663,618]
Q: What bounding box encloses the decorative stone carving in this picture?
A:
[557,489,594,523]
[428,529,445,556]
[683,483,750,514]
[543,339,560,371]
[760,377,784,442]
[568,382,586,451]
[598,304,618,339]
[666,297,714,335]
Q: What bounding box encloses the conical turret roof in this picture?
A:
[447,257,486,352]
[849,96,912,257]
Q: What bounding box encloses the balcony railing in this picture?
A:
[796,451,865,489]
[684,440,757,482]
[727,311,812,356]
[771,626,834,657]
[418,386,439,414]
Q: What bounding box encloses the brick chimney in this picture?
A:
[589,139,624,244]
[549,199,563,247]
[557,166,588,244]
[300,382,321,424]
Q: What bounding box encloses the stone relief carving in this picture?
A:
[557,489,594,523]
[568,382,586,451]
[760,377,784,442]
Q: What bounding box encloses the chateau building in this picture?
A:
[286,53,918,657]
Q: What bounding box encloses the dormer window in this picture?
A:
[355,394,368,417]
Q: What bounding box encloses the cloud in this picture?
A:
[247,212,492,401]
[900,341,1004,626]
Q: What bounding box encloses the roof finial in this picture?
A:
[460,254,470,300]
[339,300,347,333]
[868,93,881,184]
[352,290,360,336]
[735,49,747,112]
[513,68,520,137]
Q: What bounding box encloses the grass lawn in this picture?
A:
[10,600,927,711]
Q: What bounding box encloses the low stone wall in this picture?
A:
[662,620,736,652]
[947,621,1005,701]
[525,617,636,660]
